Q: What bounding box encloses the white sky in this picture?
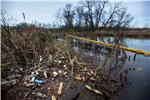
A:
[1,0,146,2]
[1,0,150,28]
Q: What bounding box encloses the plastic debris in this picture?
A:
[90,70,96,76]
[75,74,86,81]
[90,70,94,75]
[31,72,35,75]
[31,76,35,82]
[60,56,65,59]
[37,92,47,98]
[136,67,143,72]
[24,92,30,97]
[63,65,67,70]
[82,68,88,71]
[82,76,86,81]
[19,68,23,71]
[39,56,43,62]
[48,87,51,90]
[75,74,82,81]
[37,67,42,71]
[63,65,66,68]
[63,72,67,75]
[53,72,58,77]
[35,71,39,75]
[52,95,57,100]
[43,71,48,78]
[58,82,63,94]
[89,76,96,81]
[58,70,62,74]
[1,79,17,85]
[34,79,46,85]
[57,38,64,42]
[25,83,35,87]
[48,54,53,62]
[58,60,62,65]
[87,72,92,76]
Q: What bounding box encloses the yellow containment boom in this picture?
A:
[67,35,150,56]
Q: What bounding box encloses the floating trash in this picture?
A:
[34,79,46,85]
[53,72,58,77]
[58,82,63,94]
[52,95,57,100]
[37,92,47,98]
[136,67,143,72]
[31,76,35,82]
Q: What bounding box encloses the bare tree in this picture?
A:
[94,0,108,28]
[80,0,96,30]
[102,2,122,28]
[1,10,10,32]
[75,5,84,30]
[63,4,75,29]
[56,0,133,31]
[113,8,133,28]
[55,8,63,28]
[101,2,133,29]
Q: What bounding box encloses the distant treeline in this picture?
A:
[55,0,133,31]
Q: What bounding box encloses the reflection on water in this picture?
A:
[116,38,150,100]
[125,38,150,52]
[71,37,150,100]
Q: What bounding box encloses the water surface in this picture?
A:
[72,37,150,100]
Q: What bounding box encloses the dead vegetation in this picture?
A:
[1,22,79,99]
[1,11,131,100]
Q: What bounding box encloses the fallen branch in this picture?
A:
[85,84,103,95]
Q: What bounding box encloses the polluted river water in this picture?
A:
[71,37,150,100]
[115,38,150,100]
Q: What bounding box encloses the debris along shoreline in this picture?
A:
[1,35,129,100]
[1,38,106,99]
[2,24,130,100]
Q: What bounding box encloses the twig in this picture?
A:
[85,84,103,95]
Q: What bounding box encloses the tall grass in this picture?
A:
[1,23,54,67]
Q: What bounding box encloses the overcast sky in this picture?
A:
[1,0,150,28]
[1,0,147,2]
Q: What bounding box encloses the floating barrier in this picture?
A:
[67,35,150,56]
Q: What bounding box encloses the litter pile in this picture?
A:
[1,49,106,100]
[1,35,132,100]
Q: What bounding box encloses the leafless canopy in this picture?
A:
[56,0,133,31]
